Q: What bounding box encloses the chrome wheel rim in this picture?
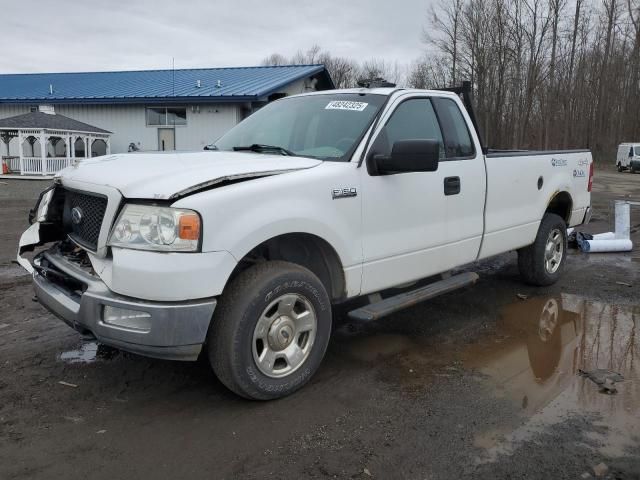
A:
[252,294,317,378]
[537,298,559,342]
[544,228,564,274]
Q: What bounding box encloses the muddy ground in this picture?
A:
[0,170,639,480]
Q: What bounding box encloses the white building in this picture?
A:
[0,65,333,157]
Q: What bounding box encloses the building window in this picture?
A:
[146,107,187,126]
[29,106,37,112]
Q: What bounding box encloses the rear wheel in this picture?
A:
[518,213,568,286]
[208,261,331,400]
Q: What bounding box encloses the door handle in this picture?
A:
[444,176,461,196]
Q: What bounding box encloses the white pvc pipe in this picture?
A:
[592,232,616,240]
[615,201,631,240]
[581,239,633,253]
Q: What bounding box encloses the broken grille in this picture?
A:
[65,190,108,251]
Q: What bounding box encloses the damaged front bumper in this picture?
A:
[18,226,216,361]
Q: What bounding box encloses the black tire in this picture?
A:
[208,261,331,400]
[517,213,568,286]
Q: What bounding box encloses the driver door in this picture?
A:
[359,96,450,294]
[359,94,485,295]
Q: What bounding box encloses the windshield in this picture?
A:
[213,93,386,161]
[636,147,640,156]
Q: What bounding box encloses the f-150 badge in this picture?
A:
[332,187,358,199]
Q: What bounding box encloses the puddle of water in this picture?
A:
[464,294,640,461]
[338,293,639,460]
[60,342,99,364]
[59,342,118,364]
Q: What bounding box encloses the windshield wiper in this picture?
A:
[232,144,294,156]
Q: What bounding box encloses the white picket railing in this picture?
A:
[3,156,20,172]
[22,157,43,175]
[46,158,73,174]
[2,156,80,175]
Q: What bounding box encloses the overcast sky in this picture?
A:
[1,0,434,74]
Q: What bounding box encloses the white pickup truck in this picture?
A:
[18,83,593,399]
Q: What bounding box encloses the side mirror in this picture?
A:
[373,139,440,175]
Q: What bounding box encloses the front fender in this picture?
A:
[172,162,363,295]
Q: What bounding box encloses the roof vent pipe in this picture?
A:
[216,80,222,88]
[196,79,201,88]
[49,84,53,95]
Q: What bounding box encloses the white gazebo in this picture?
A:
[0,105,111,176]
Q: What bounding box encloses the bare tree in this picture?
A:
[424,0,465,84]
[262,1,640,163]
[261,53,288,66]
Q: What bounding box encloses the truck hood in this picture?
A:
[59,151,322,200]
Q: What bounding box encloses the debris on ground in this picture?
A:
[516,293,529,300]
[570,201,635,253]
[0,323,9,329]
[96,429,107,434]
[363,468,372,477]
[569,231,616,246]
[63,416,84,424]
[58,381,78,388]
[615,281,633,287]
[578,369,624,394]
[592,462,609,477]
[579,238,633,253]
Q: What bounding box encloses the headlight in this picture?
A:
[33,187,55,223]
[108,204,201,252]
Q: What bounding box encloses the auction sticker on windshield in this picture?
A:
[325,101,368,112]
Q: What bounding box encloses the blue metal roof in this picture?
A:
[0,65,334,104]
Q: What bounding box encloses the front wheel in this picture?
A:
[208,261,331,400]
[518,213,568,286]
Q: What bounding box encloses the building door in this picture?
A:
[158,128,175,151]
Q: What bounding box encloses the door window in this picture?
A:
[374,98,445,160]
[432,98,475,159]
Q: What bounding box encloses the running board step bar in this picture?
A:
[348,272,479,322]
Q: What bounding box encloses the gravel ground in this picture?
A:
[0,170,639,480]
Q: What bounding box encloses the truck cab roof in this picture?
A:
[294,87,460,99]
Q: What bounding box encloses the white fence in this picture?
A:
[22,157,44,175]
[3,156,77,175]
[45,158,74,174]
[5,156,20,172]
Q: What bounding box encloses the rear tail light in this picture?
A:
[588,162,594,192]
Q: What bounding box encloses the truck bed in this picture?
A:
[486,149,591,158]
[478,149,592,259]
